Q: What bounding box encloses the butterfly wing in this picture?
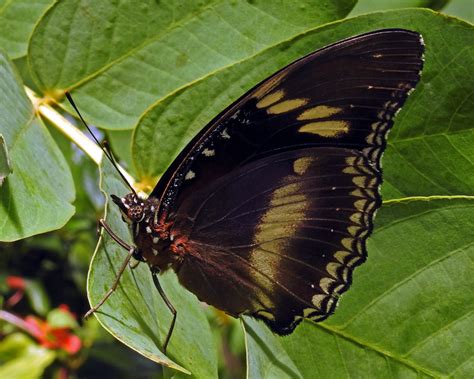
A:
[147,29,423,332]
[170,147,380,334]
[152,29,423,220]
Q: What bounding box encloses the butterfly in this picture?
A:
[68,28,424,353]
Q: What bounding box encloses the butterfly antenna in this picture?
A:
[64,92,138,197]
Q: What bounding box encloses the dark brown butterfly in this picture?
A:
[68,29,424,353]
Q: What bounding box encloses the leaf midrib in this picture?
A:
[316,321,441,378]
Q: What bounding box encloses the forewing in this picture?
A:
[171,148,381,334]
[152,29,423,218]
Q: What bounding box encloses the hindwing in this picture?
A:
[171,148,380,333]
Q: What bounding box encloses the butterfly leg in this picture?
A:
[84,219,136,318]
[150,267,177,354]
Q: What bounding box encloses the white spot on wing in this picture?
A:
[221,128,231,139]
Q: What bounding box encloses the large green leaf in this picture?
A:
[87,158,217,377]
[0,51,75,242]
[0,0,53,59]
[133,9,474,200]
[29,0,355,129]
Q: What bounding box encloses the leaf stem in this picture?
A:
[25,87,136,188]
[0,310,40,338]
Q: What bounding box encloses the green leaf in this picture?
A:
[0,51,75,242]
[0,0,53,58]
[29,0,355,129]
[349,0,449,16]
[242,317,302,379]
[24,280,50,316]
[0,134,12,186]
[87,158,217,377]
[0,333,55,379]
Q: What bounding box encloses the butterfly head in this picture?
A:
[111,193,146,224]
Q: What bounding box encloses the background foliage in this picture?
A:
[0,0,472,378]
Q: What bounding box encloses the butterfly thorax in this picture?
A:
[112,193,185,272]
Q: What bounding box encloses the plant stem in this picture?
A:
[0,310,40,337]
[24,87,136,188]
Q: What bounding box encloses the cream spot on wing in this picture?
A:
[343,166,359,175]
[146,226,152,234]
[303,308,316,317]
[320,277,335,293]
[369,178,378,188]
[220,128,231,139]
[351,189,364,198]
[293,157,313,175]
[334,284,345,293]
[297,105,342,120]
[298,121,349,137]
[185,170,196,180]
[249,179,308,306]
[342,267,350,282]
[366,133,376,144]
[334,251,351,263]
[353,176,368,187]
[152,249,158,256]
[371,121,381,131]
[345,157,357,165]
[347,256,362,267]
[354,199,368,211]
[325,297,336,312]
[342,238,353,250]
[326,262,342,278]
[350,212,363,225]
[256,89,285,108]
[267,98,308,114]
[202,148,215,157]
[312,294,326,309]
[256,310,275,321]
[347,225,360,236]
[153,237,159,244]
